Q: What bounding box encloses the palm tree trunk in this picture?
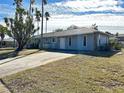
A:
[29,0,33,36]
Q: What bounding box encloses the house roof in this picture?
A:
[39,27,109,38]
[117,34,124,37]
[0,38,14,42]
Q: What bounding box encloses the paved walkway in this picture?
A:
[0,51,74,78]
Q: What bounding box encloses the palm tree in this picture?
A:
[29,0,35,37]
[45,12,50,33]
[29,0,35,15]
[35,8,41,35]
[40,0,47,49]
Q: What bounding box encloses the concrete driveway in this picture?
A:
[0,51,74,78]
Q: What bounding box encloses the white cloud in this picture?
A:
[63,0,117,10]
[33,14,124,34]
[47,14,124,27]
[0,21,5,26]
[43,0,124,15]
[34,0,124,34]
[0,0,124,34]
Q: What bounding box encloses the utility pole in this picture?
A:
[46,19,47,33]
[40,0,44,49]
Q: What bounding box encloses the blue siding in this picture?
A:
[77,34,94,51]
[43,34,95,51]
[65,36,78,50]
[44,34,107,51]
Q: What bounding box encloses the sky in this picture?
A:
[0,0,124,34]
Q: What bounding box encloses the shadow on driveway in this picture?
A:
[0,48,120,62]
[43,49,120,57]
[0,51,18,60]
[0,49,40,61]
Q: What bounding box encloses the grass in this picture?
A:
[2,50,124,93]
[0,48,15,54]
[0,48,15,60]
[0,48,40,60]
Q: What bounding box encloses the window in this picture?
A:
[83,36,87,46]
[98,34,101,46]
[99,40,101,46]
[69,37,71,46]
[52,38,55,42]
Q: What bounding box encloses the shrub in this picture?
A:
[109,39,122,50]
[114,43,122,50]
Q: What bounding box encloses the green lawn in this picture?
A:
[2,50,124,93]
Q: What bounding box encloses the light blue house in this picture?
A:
[43,27,109,51]
[29,27,109,51]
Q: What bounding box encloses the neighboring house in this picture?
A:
[0,38,15,47]
[116,34,124,47]
[27,37,40,49]
[29,27,109,51]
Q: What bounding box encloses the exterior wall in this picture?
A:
[65,36,78,50]
[43,34,95,51]
[40,33,109,51]
[77,34,95,51]
[117,37,124,47]
[26,38,40,48]
[118,37,124,41]
[43,37,59,49]
[97,34,109,47]
[43,36,78,50]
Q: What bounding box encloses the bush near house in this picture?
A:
[114,43,122,50]
[109,39,122,50]
[98,39,122,51]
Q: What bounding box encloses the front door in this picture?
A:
[60,38,65,49]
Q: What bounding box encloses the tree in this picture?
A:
[105,31,113,36]
[92,23,98,30]
[55,28,64,32]
[29,0,35,15]
[35,8,41,35]
[67,25,79,30]
[4,0,38,51]
[45,12,50,33]
[116,32,119,37]
[0,25,7,48]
